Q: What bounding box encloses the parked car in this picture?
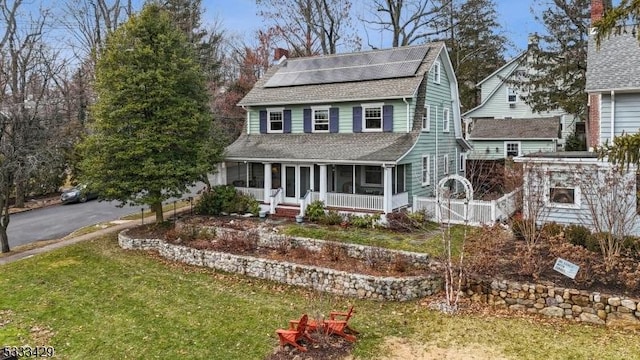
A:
[60,184,98,204]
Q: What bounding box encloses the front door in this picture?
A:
[282,165,312,204]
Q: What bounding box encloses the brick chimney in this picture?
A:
[274,48,289,61]
[591,0,612,24]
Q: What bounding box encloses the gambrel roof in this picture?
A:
[238,43,445,106]
[469,117,561,140]
[586,28,640,92]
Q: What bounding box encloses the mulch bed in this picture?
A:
[127,216,432,278]
[265,333,353,360]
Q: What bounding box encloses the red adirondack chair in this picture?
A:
[325,306,358,342]
[276,314,314,352]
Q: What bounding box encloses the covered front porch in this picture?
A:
[215,161,410,214]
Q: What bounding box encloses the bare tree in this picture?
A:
[257,0,360,56]
[62,0,134,66]
[517,161,551,251]
[364,0,453,47]
[0,4,67,252]
[578,164,639,270]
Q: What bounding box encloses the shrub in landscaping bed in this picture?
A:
[194,185,259,216]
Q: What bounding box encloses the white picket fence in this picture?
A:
[413,188,521,226]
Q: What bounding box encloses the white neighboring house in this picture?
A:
[462,36,581,155]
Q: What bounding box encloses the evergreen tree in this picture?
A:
[150,0,223,83]
[79,4,220,223]
[444,0,507,111]
[516,0,590,119]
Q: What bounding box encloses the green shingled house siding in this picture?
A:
[246,99,413,135]
[402,52,459,198]
[468,140,557,160]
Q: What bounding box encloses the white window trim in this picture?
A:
[361,102,384,132]
[443,107,450,133]
[506,87,517,104]
[311,105,331,133]
[544,171,582,209]
[421,154,430,186]
[433,61,441,84]
[443,154,449,175]
[361,165,383,187]
[422,105,431,132]
[504,141,521,157]
[459,153,466,172]
[267,107,284,134]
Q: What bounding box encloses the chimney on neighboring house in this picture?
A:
[591,0,606,24]
[586,0,611,150]
[274,48,289,62]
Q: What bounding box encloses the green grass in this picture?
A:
[280,223,471,256]
[1,235,639,359]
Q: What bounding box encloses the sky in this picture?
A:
[201,0,548,59]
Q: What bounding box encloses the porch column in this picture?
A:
[216,162,227,186]
[319,164,328,203]
[383,165,393,214]
[263,162,272,202]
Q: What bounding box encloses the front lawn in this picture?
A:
[280,223,469,256]
[0,235,638,359]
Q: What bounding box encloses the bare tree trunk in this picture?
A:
[14,180,25,208]
[0,182,12,253]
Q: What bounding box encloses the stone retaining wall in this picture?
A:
[175,223,433,270]
[118,230,441,301]
[465,278,640,328]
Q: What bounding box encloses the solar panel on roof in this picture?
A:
[264,45,430,88]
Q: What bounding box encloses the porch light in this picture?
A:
[495,147,499,153]
[485,147,490,153]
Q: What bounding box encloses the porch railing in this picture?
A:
[270,188,283,214]
[392,192,409,209]
[299,190,313,216]
[306,191,410,212]
[236,187,265,202]
[325,192,383,211]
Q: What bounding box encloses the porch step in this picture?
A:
[273,206,300,219]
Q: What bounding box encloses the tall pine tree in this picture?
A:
[517,0,590,119]
[442,0,507,111]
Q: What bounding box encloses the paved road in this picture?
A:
[7,187,202,248]
[7,200,143,248]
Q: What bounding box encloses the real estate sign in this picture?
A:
[553,258,579,279]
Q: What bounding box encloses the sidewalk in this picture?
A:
[0,221,139,266]
[0,207,191,266]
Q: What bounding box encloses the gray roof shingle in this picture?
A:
[469,117,560,140]
[586,29,640,91]
[237,43,444,106]
[224,133,418,164]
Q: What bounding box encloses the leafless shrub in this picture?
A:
[320,243,347,262]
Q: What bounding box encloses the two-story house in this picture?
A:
[462,37,579,160]
[217,43,470,215]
